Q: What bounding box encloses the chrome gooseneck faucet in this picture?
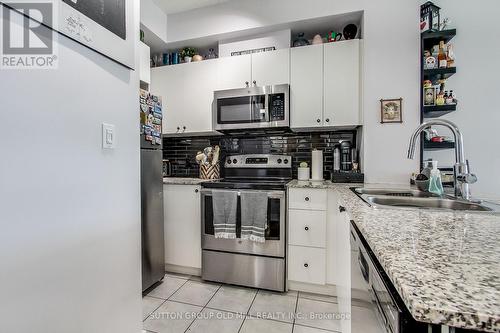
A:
[407,119,477,201]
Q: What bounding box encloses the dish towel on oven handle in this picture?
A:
[240,191,268,243]
[212,189,238,239]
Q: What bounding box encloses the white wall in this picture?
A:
[141,0,168,42]
[0,3,142,333]
[167,0,421,185]
[422,0,500,200]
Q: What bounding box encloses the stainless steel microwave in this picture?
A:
[213,84,289,131]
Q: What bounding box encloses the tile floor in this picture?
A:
[142,273,377,333]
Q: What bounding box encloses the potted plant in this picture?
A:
[181,47,196,63]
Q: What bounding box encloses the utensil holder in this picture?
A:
[200,163,220,180]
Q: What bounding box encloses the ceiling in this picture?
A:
[151,0,234,15]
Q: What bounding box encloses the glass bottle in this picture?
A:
[447,44,455,67]
[438,41,447,68]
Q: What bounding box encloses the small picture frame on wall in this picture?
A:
[380,98,403,123]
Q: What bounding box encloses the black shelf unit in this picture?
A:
[423,104,457,118]
[419,28,458,168]
[423,140,455,151]
[421,29,456,47]
[423,67,456,81]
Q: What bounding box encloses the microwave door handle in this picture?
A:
[264,94,270,122]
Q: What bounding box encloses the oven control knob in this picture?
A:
[277,159,282,164]
[227,159,231,164]
[283,159,289,164]
[233,159,238,164]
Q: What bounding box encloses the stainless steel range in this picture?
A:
[201,154,292,291]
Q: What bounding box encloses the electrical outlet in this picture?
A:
[102,123,115,149]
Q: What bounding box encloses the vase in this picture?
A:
[184,56,192,63]
[312,34,323,45]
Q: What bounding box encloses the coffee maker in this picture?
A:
[340,141,352,171]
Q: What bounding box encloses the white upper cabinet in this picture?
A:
[251,48,290,86]
[139,42,151,85]
[290,40,361,130]
[216,54,252,90]
[324,40,361,126]
[290,44,324,129]
[151,59,217,135]
[216,49,289,90]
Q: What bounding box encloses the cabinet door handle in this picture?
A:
[316,119,321,123]
[304,226,309,231]
[195,189,199,193]
[176,126,180,132]
[253,80,256,86]
[339,205,346,213]
[245,81,249,87]
[325,118,330,123]
[304,196,310,201]
[182,126,186,132]
[304,263,309,268]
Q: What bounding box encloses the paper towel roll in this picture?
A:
[311,149,323,181]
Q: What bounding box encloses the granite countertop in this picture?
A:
[287,180,500,332]
[163,177,217,185]
[287,179,339,189]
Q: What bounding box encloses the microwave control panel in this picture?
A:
[269,93,286,121]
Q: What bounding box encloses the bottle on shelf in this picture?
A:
[438,41,447,68]
[446,44,455,68]
[445,91,454,105]
[450,90,457,103]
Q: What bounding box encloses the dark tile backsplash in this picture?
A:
[163,131,357,178]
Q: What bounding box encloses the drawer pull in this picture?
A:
[316,119,321,123]
[304,263,309,268]
[339,205,346,213]
[304,226,309,231]
[305,197,310,202]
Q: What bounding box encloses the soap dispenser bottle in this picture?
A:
[428,161,444,196]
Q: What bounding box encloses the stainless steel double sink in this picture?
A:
[352,188,500,212]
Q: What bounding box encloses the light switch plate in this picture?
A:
[102,123,116,149]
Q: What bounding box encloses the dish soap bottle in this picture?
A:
[428,161,444,196]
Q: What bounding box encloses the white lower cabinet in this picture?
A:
[288,245,326,285]
[163,184,201,270]
[289,209,326,248]
[288,187,346,290]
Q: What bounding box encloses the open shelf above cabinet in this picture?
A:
[423,140,455,151]
[422,104,457,118]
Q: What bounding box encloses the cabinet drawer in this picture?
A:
[289,209,326,248]
[288,188,327,210]
[288,246,326,285]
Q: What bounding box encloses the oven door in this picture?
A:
[213,85,289,131]
[201,188,285,257]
